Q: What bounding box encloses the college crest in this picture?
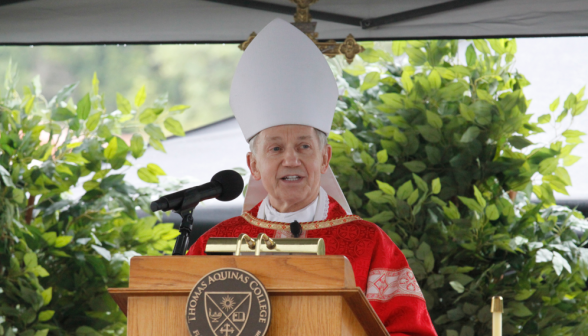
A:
[186,268,271,336]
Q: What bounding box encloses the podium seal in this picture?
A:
[186,268,271,336]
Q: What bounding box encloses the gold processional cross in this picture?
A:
[238,0,365,64]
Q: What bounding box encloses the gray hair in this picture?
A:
[248,128,328,155]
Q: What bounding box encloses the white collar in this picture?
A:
[257,187,329,223]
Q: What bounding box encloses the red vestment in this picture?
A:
[188,197,437,336]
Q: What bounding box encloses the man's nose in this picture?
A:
[282,147,301,166]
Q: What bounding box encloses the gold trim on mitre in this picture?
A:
[241,212,362,231]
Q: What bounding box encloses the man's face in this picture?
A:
[247,125,332,213]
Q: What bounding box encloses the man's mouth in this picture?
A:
[281,175,302,181]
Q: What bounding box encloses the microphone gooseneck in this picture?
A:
[149,169,244,256]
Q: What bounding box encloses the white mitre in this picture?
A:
[230,18,352,215]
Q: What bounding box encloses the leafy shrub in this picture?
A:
[0,66,187,336]
[328,40,588,335]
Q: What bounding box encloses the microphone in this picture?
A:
[150,170,244,213]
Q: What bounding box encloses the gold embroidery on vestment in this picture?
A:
[241,212,362,231]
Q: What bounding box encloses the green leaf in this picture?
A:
[0,165,15,187]
[343,63,366,76]
[449,281,465,293]
[376,149,388,164]
[139,108,163,124]
[149,138,166,153]
[64,153,89,164]
[539,157,558,175]
[552,251,571,275]
[485,204,499,220]
[24,252,38,268]
[549,97,560,112]
[145,124,166,141]
[343,130,360,149]
[169,104,190,112]
[376,180,395,196]
[92,72,99,95]
[86,112,101,131]
[42,232,57,246]
[412,174,428,193]
[41,287,52,305]
[473,186,486,208]
[130,134,145,159]
[401,71,413,93]
[52,107,76,121]
[360,72,380,92]
[458,196,483,213]
[554,167,572,186]
[443,202,461,220]
[428,69,441,90]
[147,163,166,176]
[358,152,373,168]
[366,211,395,224]
[426,111,443,128]
[537,114,551,124]
[510,302,533,317]
[403,161,426,173]
[509,136,533,149]
[397,181,414,200]
[405,46,427,66]
[460,126,480,143]
[561,129,586,138]
[425,146,441,165]
[563,155,580,166]
[514,289,536,301]
[376,163,396,174]
[535,248,553,263]
[465,44,476,66]
[432,178,441,194]
[164,117,185,136]
[138,167,159,183]
[416,242,431,260]
[76,326,102,336]
[135,85,146,107]
[365,190,387,204]
[459,103,475,121]
[379,93,404,108]
[55,236,73,248]
[38,310,55,322]
[76,94,91,120]
[116,93,132,114]
[392,41,406,56]
[407,189,419,205]
[104,136,129,160]
[34,330,49,336]
[473,39,491,53]
[572,100,588,116]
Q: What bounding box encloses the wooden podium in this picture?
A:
[109,255,387,336]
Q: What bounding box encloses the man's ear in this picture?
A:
[247,152,262,181]
[320,144,332,174]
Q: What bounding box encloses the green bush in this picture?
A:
[0,65,187,336]
[329,40,588,335]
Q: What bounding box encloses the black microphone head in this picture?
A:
[211,170,244,201]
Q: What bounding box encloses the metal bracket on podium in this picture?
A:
[205,233,325,256]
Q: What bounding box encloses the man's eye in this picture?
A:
[301,144,310,149]
[271,147,280,152]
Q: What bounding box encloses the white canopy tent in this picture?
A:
[1,0,588,45]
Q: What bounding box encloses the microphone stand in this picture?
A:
[172,208,194,255]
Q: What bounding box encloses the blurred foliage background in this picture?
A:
[0,45,242,133]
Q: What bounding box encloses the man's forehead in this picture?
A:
[259,125,316,141]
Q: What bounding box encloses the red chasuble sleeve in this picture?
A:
[363,228,437,336]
